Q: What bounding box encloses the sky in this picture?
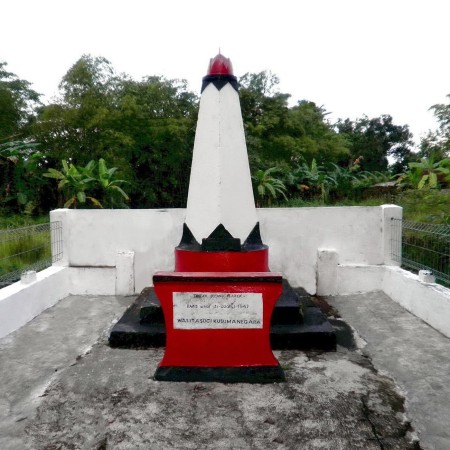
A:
[2,0,450,146]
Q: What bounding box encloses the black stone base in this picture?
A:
[154,364,285,383]
[109,287,166,348]
[109,282,336,351]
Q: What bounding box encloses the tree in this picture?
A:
[283,101,349,164]
[420,95,450,160]
[33,55,125,165]
[33,55,199,208]
[336,115,414,173]
[239,72,349,173]
[0,140,49,213]
[0,62,41,142]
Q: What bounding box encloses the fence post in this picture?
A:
[50,209,70,267]
[381,205,402,266]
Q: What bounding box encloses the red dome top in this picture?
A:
[207,53,234,75]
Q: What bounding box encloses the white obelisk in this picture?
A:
[184,53,258,245]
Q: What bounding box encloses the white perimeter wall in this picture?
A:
[50,205,401,294]
[2,205,449,339]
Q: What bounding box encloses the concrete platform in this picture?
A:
[1,291,448,449]
[326,291,450,450]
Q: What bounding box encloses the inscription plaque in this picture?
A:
[173,292,263,329]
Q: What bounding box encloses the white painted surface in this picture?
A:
[337,265,385,295]
[383,266,450,338]
[51,208,185,293]
[334,264,450,338]
[173,292,263,329]
[115,251,135,296]
[68,267,116,296]
[2,205,450,339]
[317,249,338,296]
[419,270,436,283]
[258,206,395,293]
[21,270,37,284]
[48,206,401,295]
[0,266,69,339]
[185,82,257,243]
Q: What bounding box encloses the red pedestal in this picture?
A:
[175,248,269,272]
[153,272,282,369]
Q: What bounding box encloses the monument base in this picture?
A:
[154,364,285,383]
[153,272,283,370]
[109,283,336,351]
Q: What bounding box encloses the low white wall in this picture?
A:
[2,205,449,340]
[0,266,120,338]
[333,264,450,339]
[383,266,450,338]
[0,266,69,339]
[51,208,185,293]
[51,205,401,295]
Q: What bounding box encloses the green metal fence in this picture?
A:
[0,222,62,288]
[391,218,450,287]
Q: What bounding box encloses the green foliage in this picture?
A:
[0,214,48,230]
[0,229,51,280]
[396,157,450,190]
[33,55,198,208]
[239,72,349,174]
[97,158,129,208]
[44,158,129,208]
[420,95,450,160]
[293,158,337,204]
[395,189,450,224]
[0,140,51,214]
[0,62,41,142]
[252,167,288,207]
[336,115,414,173]
[4,55,449,220]
[44,160,99,208]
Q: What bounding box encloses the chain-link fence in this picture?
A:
[391,218,450,287]
[0,222,62,288]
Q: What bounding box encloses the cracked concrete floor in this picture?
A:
[1,295,420,449]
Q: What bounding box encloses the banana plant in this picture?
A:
[397,157,450,190]
[44,160,101,208]
[293,158,336,204]
[252,167,288,207]
[97,158,129,207]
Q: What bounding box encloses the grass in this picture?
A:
[394,190,450,224]
[0,214,49,230]
[279,189,450,224]
[0,221,52,284]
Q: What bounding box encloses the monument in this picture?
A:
[108,54,336,381]
[153,53,284,382]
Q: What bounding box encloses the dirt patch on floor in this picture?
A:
[24,343,420,450]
